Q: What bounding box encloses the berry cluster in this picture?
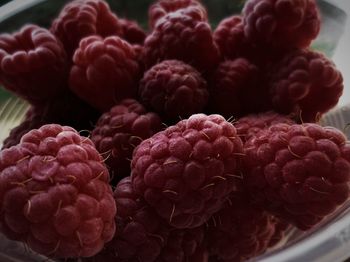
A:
[0,0,349,261]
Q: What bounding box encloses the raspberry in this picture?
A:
[119,18,147,45]
[84,177,206,262]
[209,58,269,118]
[243,0,321,50]
[0,124,116,258]
[1,108,46,150]
[235,111,295,143]
[51,0,122,58]
[143,13,220,72]
[131,114,244,228]
[268,217,291,248]
[0,25,68,105]
[69,35,140,112]
[206,194,276,262]
[148,0,208,29]
[139,60,209,121]
[269,49,344,122]
[91,99,162,183]
[243,123,350,230]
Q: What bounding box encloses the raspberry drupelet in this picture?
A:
[131,114,244,229]
[69,35,140,112]
[0,124,116,258]
[91,99,162,184]
[119,18,147,45]
[139,60,209,122]
[51,0,122,58]
[243,123,350,230]
[0,25,68,105]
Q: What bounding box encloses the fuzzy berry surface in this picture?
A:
[243,0,321,50]
[51,0,122,58]
[131,114,244,229]
[206,194,277,262]
[91,99,162,184]
[243,123,350,230]
[143,12,220,72]
[83,177,206,262]
[209,58,269,119]
[69,35,140,112]
[0,25,68,105]
[268,49,344,123]
[235,111,295,143]
[119,18,147,45]
[0,124,116,258]
[139,60,209,122]
[148,0,208,29]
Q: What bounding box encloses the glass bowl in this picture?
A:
[0,1,349,262]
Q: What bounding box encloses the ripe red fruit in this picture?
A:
[69,35,140,112]
[243,123,350,230]
[148,0,208,29]
[119,18,147,45]
[91,99,162,183]
[0,124,116,258]
[206,194,277,262]
[139,60,209,121]
[143,13,220,72]
[243,0,321,50]
[235,111,296,143]
[131,114,244,228]
[268,49,344,122]
[0,25,68,105]
[209,58,269,118]
[51,0,122,58]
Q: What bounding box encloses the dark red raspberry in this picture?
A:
[131,114,244,228]
[206,194,276,262]
[119,18,147,45]
[0,124,116,258]
[139,60,209,121]
[243,0,321,50]
[148,0,208,29]
[243,123,350,230]
[1,108,46,150]
[91,99,162,183]
[143,13,220,72]
[69,35,140,112]
[209,58,269,118]
[84,177,206,262]
[0,25,68,105]
[269,49,344,122]
[235,111,296,143]
[51,0,122,58]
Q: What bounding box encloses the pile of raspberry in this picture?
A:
[0,0,349,261]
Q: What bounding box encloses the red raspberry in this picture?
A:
[91,99,162,183]
[235,111,296,143]
[139,60,209,121]
[206,194,276,262]
[209,58,269,118]
[243,0,321,50]
[148,0,208,29]
[51,0,122,58]
[0,25,68,105]
[119,18,147,45]
[84,177,206,262]
[69,35,140,112]
[268,217,291,248]
[143,13,220,72]
[0,124,116,258]
[243,123,350,230]
[269,49,344,122]
[131,114,244,228]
